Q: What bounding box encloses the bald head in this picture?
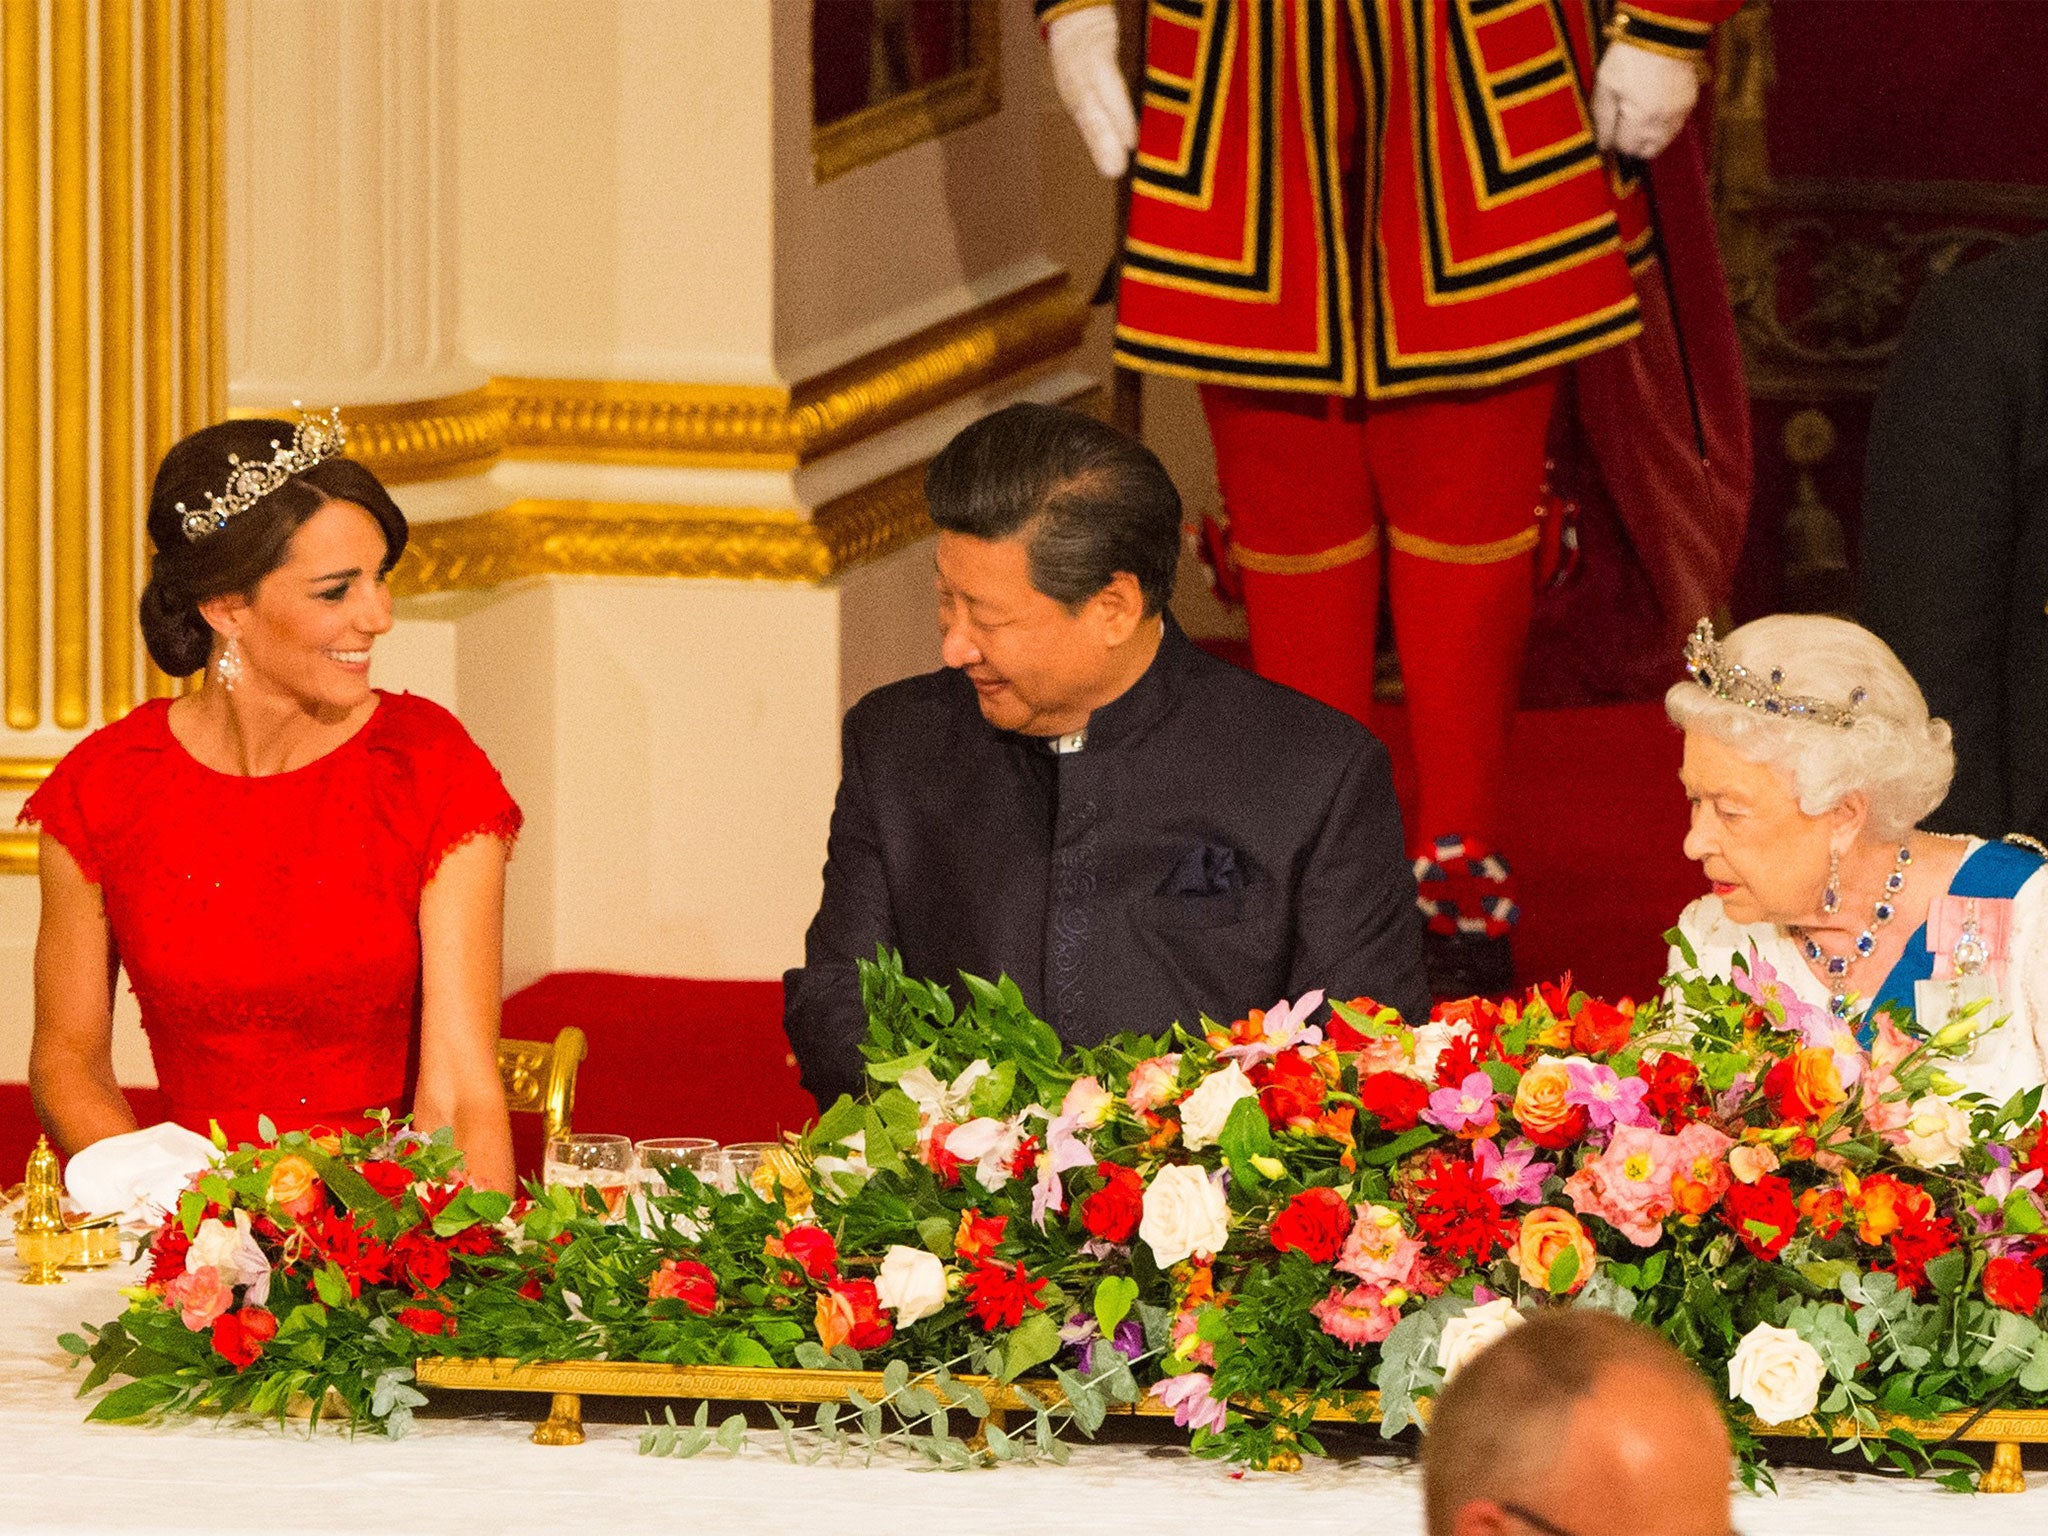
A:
[1423,1311,1732,1536]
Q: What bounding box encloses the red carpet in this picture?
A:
[0,698,1704,1178]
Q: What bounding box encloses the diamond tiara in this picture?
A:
[174,404,348,542]
[1682,618,1865,729]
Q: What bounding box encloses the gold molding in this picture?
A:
[0,757,55,791]
[233,386,511,486]
[390,381,1106,596]
[812,0,1001,185]
[390,462,934,594]
[495,272,1085,471]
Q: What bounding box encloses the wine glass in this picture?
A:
[544,1133,635,1220]
[634,1138,719,1193]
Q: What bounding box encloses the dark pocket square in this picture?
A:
[1162,842,1244,898]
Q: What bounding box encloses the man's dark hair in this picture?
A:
[924,402,1181,616]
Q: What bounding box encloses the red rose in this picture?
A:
[1080,1163,1144,1243]
[391,1229,454,1294]
[1569,999,1634,1056]
[356,1160,414,1202]
[764,1224,839,1282]
[1357,1071,1429,1133]
[649,1258,719,1315]
[1254,1051,1326,1128]
[396,1306,454,1336]
[816,1277,894,1351]
[1883,1208,1960,1296]
[962,1261,1048,1331]
[924,1122,965,1188]
[1326,997,1396,1050]
[954,1208,1007,1266]
[1638,1052,1701,1126]
[1983,1256,2045,1315]
[209,1306,278,1371]
[1268,1187,1352,1265]
[1720,1174,1797,1261]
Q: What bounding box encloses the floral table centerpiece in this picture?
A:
[59,944,2048,1488]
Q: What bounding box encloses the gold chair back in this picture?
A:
[496,1027,587,1144]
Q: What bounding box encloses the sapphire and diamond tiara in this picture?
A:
[1682,618,1864,729]
[175,404,347,542]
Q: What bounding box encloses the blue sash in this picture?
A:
[1866,840,2045,1036]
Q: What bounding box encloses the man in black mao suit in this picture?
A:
[1860,233,2048,846]
[784,403,1429,1110]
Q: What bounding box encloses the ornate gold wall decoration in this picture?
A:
[390,462,935,594]
[1711,4,2048,402]
[234,386,512,487]
[1,0,220,733]
[811,0,1001,185]
[495,271,1086,470]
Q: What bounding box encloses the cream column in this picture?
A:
[224,0,496,522]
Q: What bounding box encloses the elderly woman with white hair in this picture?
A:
[1667,613,2048,1100]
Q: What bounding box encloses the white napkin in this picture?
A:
[64,1122,221,1225]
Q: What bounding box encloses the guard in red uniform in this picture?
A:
[1040,0,1739,994]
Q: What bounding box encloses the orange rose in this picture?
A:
[1766,1047,1847,1123]
[1849,1172,1931,1245]
[1510,1206,1597,1294]
[266,1154,323,1220]
[1570,999,1635,1056]
[1512,1058,1588,1149]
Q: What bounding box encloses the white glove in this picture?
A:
[1047,6,1138,179]
[1591,39,1701,160]
[64,1121,220,1226]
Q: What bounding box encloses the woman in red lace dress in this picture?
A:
[23,415,522,1190]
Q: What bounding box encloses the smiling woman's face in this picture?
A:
[228,498,394,713]
[1679,730,1836,926]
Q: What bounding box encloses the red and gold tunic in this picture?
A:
[1038,0,1736,398]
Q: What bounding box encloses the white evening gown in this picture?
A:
[1668,838,2048,1103]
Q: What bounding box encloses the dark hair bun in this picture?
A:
[138,576,215,675]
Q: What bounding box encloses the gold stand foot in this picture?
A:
[1978,1441,2026,1494]
[532,1392,585,1446]
[1257,1424,1303,1473]
[967,1407,1007,1455]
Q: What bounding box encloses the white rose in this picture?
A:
[1899,1094,1971,1169]
[186,1209,271,1306]
[1139,1164,1232,1269]
[1727,1322,1824,1425]
[1402,1022,1475,1085]
[1177,1063,1259,1150]
[874,1245,948,1326]
[1436,1297,1525,1379]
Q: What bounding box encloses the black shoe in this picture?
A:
[1424,930,1515,1001]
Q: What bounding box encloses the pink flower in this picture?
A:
[1564,1126,1681,1246]
[1471,1138,1553,1207]
[1336,1204,1423,1287]
[1150,1372,1229,1434]
[1126,1055,1183,1114]
[1564,1061,1653,1130]
[1058,1075,1115,1129]
[1217,991,1325,1067]
[1424,1072,1500,1137]
[1727,1142,1780,1185]
[162,1264,234,1332]
[1169,1306,1215,1367]
[1312,1282,1403,1347]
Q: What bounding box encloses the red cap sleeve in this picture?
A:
[19,759,97,884]
[413,707,523,884]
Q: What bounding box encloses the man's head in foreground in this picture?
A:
[1423,1310,1735,1536]
[925,402,1181,737]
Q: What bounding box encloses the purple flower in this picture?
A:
[1472,1137,1553,1207]
[1150,1371,1229,1434]
[1423,1072,1500,1135]
[1217,990,1326,1067]
[1564,1060,1652,1129]
[1979,1158,2046,1249]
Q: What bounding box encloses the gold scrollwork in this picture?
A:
[495,272,1086,470]
[812,0,1001,185]
[339,387,510,486]
[389,461,935,595]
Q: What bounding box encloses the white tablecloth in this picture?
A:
[3,1251,2045,1535]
